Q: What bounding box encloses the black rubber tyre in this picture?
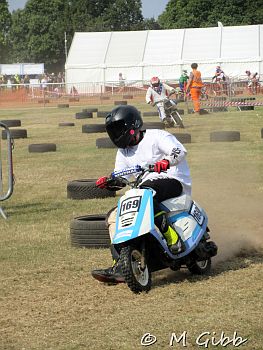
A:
[186,258,211,275]
[114,100,127,105]
[28,143,57,153]
[75,112,93,119]
[69,97,79,102]
[143,111,159,117]
[210,131,240,142]
[97,111,111,118]
[70,214,110,248]
[173,133,191,144]
[261,128,263,138]
[120,245,151,294]
[58,104,69,108]
[144,122,164,129]
[67,179,116,200]
[2,129,27,139]
[96,137,116,148]
[58,122,75,127]
[0,119,21,127]
[82,124,106,133]
[238,106,254,111]
[82,108,98,113]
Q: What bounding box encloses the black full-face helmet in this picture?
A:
[105,105,143,148]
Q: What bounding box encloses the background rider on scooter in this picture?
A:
[145,76,177,126]
[92,105,192,284]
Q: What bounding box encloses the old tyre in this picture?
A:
[96,137,116,148]
[173,133,191,144]
[186,258,211,275]
[67,179,116,200]
[58,104,69,108]
[58,122,75,127]
[97,111,111,118]
[143,111,159,117]
[75,112,93,119]
[2,129,27,139]
[120,246,151,294]
[70,214,110,248]
[261,128,263,138]
[82,124,106,133]
[0,119,21,127]
[82,108,98,113]
[144,122,164,129]
[210,131,240,142]
[28,143,57,153]
[114,100,127,105]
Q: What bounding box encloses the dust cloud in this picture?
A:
[193,170,263,264]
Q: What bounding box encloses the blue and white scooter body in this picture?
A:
[112,184,208,260]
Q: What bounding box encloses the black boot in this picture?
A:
[91,261,125,284]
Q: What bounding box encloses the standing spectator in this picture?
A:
[186,63,203,114]
[40,75,48,91]
[212,65,226,83]
[179,70,189,93]
[23,75,30,91]
[245,70,259,94]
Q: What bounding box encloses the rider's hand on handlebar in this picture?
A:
[96,176,109,189]
[154,159,170,173]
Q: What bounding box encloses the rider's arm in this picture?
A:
[162,83,176,95]
[158,132,187,166]
[146,87,153,104]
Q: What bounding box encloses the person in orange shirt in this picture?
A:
[186,63,203,114]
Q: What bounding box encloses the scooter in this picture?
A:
[110,165,218,294]
[153,97,185,129]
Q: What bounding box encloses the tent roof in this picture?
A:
[66,24,263,69]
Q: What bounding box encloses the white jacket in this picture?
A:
[146,83,175,104]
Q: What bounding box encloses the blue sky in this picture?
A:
[7,0,170,19]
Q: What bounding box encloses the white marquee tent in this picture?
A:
[65,24,263,89]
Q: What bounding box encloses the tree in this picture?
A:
[9,0,69,70]
[102,0,144,31]
[9,0,145,71]
[158,0,263,28]
[0,0,11,62]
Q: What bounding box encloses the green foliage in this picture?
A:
[0,0,11,62]
[158,0,263,28]
[7,0,146,71]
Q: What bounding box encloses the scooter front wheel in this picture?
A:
[120,246,151,294]
[171,111,185,128]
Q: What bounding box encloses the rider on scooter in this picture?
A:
[146,76,177,126]
[92,105,192,284]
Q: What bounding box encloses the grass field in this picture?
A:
[0,102,262,350]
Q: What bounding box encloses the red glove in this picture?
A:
[96,176,109,189]
[154,159,170,173]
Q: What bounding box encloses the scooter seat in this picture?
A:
[161,194,192,212]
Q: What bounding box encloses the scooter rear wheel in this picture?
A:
[186,258,211,275]
[120,246,151,294]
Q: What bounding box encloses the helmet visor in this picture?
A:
[106,119,127,140]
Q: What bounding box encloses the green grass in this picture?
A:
[0,103,262,350]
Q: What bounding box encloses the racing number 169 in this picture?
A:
[120,196,141,215]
